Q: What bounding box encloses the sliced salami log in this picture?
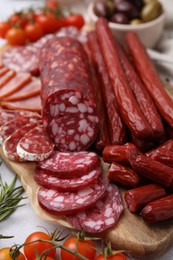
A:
[1,95,42,112]
[37,151,100,178]
[0,72,31,99]
[0,70,16,87]
[4,77,41,101]
[66,183,123,233]
[34,166,101,191]
[0,114,41,145]
[2,45,39,75]
[37,175,109,215]
[0,109,39,127]
[17,125,54,161]
[39,37,99,151]
[3,122,41,161]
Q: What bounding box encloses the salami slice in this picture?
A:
[4,77,41,101]
[67,184,123,233]
[37,151,100,178]
[34,166,101,191]
[2,45,39,75]
[3,122,41,161]
[39,37,99,151]
[0,109,39,127]
[17,125,54,161]
[0,66,9,77]
[0,115,41,145]
[0,72,31,99]
[37,175,109,215]
[1,95,42,112]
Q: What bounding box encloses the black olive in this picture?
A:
[110,12,129,24]
[93,0,109,17]
[115,1,140,19]
[128,0,144,11]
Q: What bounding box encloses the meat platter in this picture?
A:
[1,18,173,259]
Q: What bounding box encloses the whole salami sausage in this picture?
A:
[39,37,99,151]
[96,18,153,140]
[126,32,173,129]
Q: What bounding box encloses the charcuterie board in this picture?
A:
[1,145,173,259]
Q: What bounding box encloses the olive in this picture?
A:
[113,0,125,6]
[106,0,116,17]
[93,0,109,17]
[115,1,140,19]
[141,1,163,22]
[110,12,129,24]
[129,0,144,11]
[130,18,143,24]
[143,0,157,4]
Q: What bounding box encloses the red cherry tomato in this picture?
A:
[65,14,85,29]
[46,0,59,8]
[5,27,26,45]
[61,237,96,260]
[24,22,43,42]
[36,13,58,34]
[0,247,25,260]
[0,22,11,38]
[23,231,56,260]
[95,252,127,260]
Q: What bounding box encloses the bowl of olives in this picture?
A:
[88,0,165,48]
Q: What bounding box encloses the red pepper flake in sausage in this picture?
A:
[34,166,101,191]
[66,183,123,233]
[37,151,101,179]
[37,175,109,216]
[17,125,54,161]
[39,37,99,151]
[124,183,166,213]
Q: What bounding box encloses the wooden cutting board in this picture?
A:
[1,146,173,259]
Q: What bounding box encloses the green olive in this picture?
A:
[143,0,157,4]
[130,18,143,24]
[141,1,163,22]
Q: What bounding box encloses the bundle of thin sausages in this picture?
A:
[86,17,173,224]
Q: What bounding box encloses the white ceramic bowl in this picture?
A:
[88,2,166,48]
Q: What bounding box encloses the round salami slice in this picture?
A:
[66,184,124,233]
[3,122,40,161]
[39,37,99,151]
[34,166,101,191]
[0,114,41,145]
[16,125,54,161]
[37,151,100,179]
[37,176,109,216]
[0,109,39,127]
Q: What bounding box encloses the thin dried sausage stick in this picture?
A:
[39,37,99,151]
[117,42,165,141]
[129,147,173,187]
[124,183,166,213]
[126,32,173,128]
[88,31,127,145]
[96,18,153,140]
[146,148,173,168]
[140,194,173,224]
[108,162,141,188]
[146,139,173,156]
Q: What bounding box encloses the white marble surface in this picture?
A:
[0,1,173,259]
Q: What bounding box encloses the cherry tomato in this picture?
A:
[33,257,54,260]
[46,0,59,8]
[0,247,25,260]
[65,14,85,29]
[9,13,28,29]
[36,13,58,34]
[5,27,26,45]
[24,22,43,42]
[0,22,11,38]
[95,252,127,260]
[61,237,96,260]
[23,231,56,260]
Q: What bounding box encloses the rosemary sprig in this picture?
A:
[0,173,26,221]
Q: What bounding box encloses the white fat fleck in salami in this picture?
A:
[34,166,101,191]
[16,125,54,161]
[3,122,40,161]
[37,175,109,215]
[39,37,99,151]
[66,184,124,233]
[0,114,41,145]
[37,151,101,178]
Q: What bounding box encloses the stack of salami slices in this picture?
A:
[35,151,124,233]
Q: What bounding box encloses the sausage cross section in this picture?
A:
[39,37,99,151]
